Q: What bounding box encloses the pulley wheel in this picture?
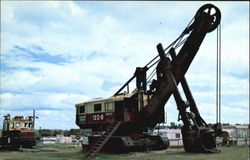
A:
[195,4,221,32]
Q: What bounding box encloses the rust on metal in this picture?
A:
[76,4,222,158]
[1,114,36,149]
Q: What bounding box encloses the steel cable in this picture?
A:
[216,24,221,123]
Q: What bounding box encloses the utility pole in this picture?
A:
[33,110,35,130]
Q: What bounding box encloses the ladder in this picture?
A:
[85,121,122,158]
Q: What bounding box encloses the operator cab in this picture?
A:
[76,90,151,131]
[3,115,34,131]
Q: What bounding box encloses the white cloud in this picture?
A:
[0,2,249,129]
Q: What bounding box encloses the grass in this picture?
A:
[0,144,249,160]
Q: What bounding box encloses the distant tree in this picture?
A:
[155,124,167,129]
[79,129,92,136]
[69,129,80,135]
[177,123,182,129]
[64,130,70,136]
[207,123,215,127]
[169,122,178,129]
[40,129,52,137]
[222,123,231,126]
[53,130,63,136]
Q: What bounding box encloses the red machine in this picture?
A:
[76,4,222,157]
[1,114,36,149]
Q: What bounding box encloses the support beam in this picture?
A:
[170,48,207,127]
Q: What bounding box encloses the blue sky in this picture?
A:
[0,1,249,129]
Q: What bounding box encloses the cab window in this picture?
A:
[80,105,85,113]
[10,123,14,128]
[94,104,102,112]
[24,123,28,127]
[16,122,21,128]
[176,133,181,138]
[105,102,113,111]
[29,123,33,128]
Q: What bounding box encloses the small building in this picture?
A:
[41,136,57,144]
[40,135,80,144]
[154,124,250,147]
[223,125,249,145]
[153,129,183,146]
[56,134,79,144]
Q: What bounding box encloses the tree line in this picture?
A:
[36,129,87,138]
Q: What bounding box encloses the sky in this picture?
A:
[0,1,249,129]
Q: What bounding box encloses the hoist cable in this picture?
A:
[145,16,196,85]
[174,37,188,49]
[146,32,187,70]
[216,23,221,123]
[173,17,195,49]
[147,59,160,69]
[145,38,177,69]
[147,68,157,82]
[216,26,218,123]
[219,23,222,123]
[145,16,195,69]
